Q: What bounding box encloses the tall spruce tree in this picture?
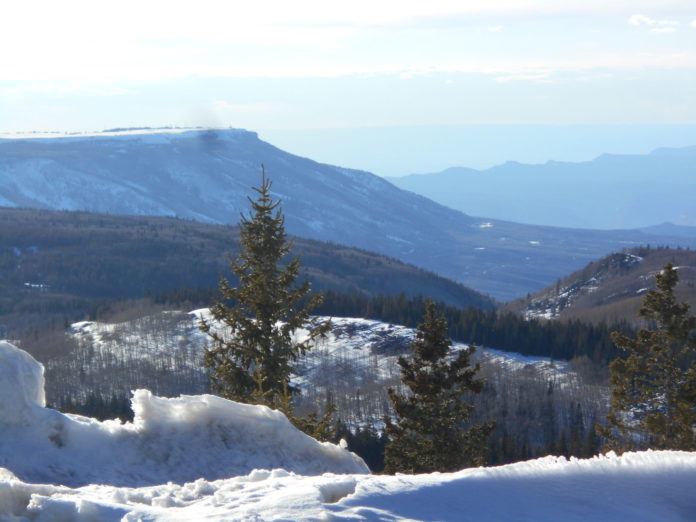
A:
[599,263,696,452]
[200,168,330,414]
[384,300,494,473]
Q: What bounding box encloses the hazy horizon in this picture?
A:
[3,2,696,155]
[260,123,696,176]
[3,124,696,178]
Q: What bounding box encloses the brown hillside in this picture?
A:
[503,247,696,326]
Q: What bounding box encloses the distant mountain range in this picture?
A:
[2,128,696,301]
[503,247,696,326]
[388,146,696,230]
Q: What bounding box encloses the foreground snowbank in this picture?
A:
[3,342,695,520]
[0,341,46,424]
[2,451,695,521]
[0,342,367,488]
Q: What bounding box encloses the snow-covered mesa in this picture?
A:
[2,342,696,520]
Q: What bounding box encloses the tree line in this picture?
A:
[150,286,627,363]
[313,291,627,362]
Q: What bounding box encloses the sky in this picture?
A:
[2,1,696,172]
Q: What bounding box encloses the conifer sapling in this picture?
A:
[384,299,494,473]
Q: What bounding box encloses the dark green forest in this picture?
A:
[0,207,494,337]
[314,292,626,362]
[150,289,626,363]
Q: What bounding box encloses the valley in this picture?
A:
[2,129,689,473]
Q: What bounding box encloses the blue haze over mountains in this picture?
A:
[389,146,696,230]
[262,125,696,177]
[2,128,696,301]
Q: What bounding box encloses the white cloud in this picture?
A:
[2,1,695,85]
[691,19,696,28]
[629,14,656,26]
[1,82,134,100]
[495,73,551,83]
[629,14,682,31]
[212,101,275,114]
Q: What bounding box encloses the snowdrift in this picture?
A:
[2,451,695,520]
[0,341,368,488]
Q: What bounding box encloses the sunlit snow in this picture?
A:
[2,338,695,520]
[0,341,367,489]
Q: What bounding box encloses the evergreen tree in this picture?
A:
[599,263,696,452]
[384,300,494,473]
[200,169,330,414]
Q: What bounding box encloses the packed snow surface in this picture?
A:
[0,343,367,489]
[2,452,695,521]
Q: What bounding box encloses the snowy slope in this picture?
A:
[56,309,611,463]
[71,310,569,381]
[521,253,645,320]
[63,310,573,428]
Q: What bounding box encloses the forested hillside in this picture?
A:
[24,309,606,469]
[2,207,634,469]
[0,207,494,337]
[313,292,622,362]
[503,247,696,325]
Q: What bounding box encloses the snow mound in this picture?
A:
[0,343,367,488]
[1,451,695,521]
[0,341,45,425]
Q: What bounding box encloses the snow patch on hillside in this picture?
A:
[62,311,576,432]
[524,252,644,320]
[74,311,567,376]
[295,316,569,388]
